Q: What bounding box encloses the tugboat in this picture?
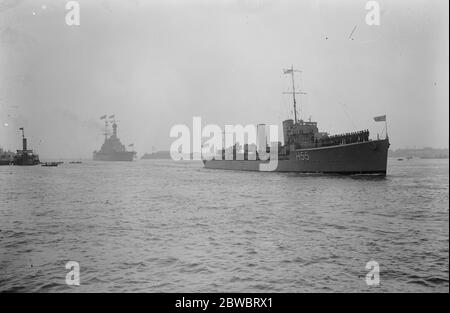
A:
[93,115,136,161]
[13,127,40,165]
[203,67,390,175]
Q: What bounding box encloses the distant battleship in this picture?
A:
[93,115,136,161]
[203,67,390,175]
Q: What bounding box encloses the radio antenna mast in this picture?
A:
[283,65,307,124]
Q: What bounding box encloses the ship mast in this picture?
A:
[100,114,108,142]
[283,65,307,124]
[104,119,108,142]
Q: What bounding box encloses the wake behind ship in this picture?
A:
[93,115,136,161]
[203,67,390,175]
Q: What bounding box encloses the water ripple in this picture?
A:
[0,158,448,292]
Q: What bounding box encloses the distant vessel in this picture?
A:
[141,151,171,160]
[93,115,136,161]
[203,67,390,175]
[13,128,40,166]
[0,148,14,165]
[389,147,449,159]
[41,162,61,167]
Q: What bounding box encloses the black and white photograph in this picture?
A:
[0,0,448,299]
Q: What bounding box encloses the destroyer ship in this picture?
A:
[93,115,136,161]
[203,67,390,175]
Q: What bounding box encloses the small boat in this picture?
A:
[41,162,60,167]
[397,158,404,161]
[69,161,82,164]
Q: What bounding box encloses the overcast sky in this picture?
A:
[0,0,448,158]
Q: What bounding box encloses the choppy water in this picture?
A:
[0,158,448,292]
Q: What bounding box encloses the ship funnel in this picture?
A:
[257,124,267,152]
[112,122,117,137]
[19,127,27,150]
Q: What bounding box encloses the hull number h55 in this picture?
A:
[296,151,310,161]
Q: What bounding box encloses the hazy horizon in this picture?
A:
[1,0,448,159]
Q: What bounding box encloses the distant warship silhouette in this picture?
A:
[13,128,40,165]
[0,148,14,165]
[0,128,40,165]
[93,115,136,161]
[203,67,390,175]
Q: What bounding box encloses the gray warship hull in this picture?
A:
[203,138,389,175]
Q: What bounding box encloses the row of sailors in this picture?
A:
[319,130,370,146]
